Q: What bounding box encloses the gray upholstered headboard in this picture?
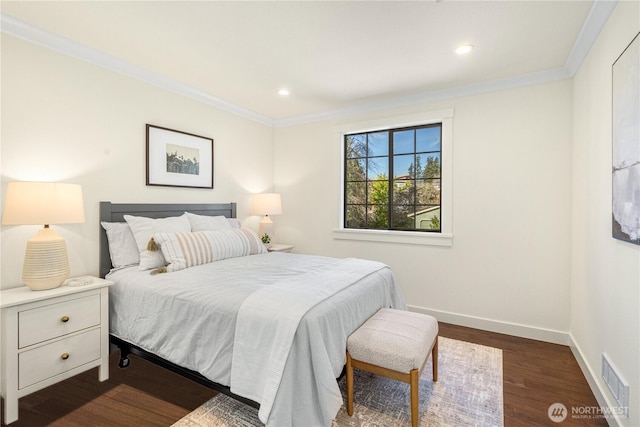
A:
[99,201,237,278]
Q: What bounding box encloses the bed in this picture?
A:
[99,201,406,426]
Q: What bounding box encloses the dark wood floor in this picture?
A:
[441,323,608,427]
[2,323,608,426]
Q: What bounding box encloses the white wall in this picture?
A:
[571,2,639,425]
[0,35,274,289]
[274,79,574,340]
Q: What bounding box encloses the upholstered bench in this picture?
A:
[346,308,439,427]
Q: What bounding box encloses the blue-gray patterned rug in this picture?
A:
[173,337,503,426]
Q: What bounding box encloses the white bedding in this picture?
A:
[108,252,406,426]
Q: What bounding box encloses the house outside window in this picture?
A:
[344,123,442,232]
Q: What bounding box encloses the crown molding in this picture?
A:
[0,13,275,127]
[274,67,571,128]
[1,0,616,129]
[564,0,618,76]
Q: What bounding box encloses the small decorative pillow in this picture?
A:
[124,214,191,270]
[101,221,140,269]
[150,228,267,273]
[185,212,232,232]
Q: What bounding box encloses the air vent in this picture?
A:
[602,353,629,417]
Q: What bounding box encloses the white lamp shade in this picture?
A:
[2,182,85,225]
[250,193,282,216]
[2,182,85,290]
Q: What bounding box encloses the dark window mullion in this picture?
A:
[365,136,370,228]
[412,129,419,230]
[343,135,348,227]
[437,131,442,232]
[388,131,394,229]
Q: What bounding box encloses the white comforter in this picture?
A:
[108,252,406,426]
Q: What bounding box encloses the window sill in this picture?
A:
[332,228,453,247]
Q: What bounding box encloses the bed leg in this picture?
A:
[119,355,130,368]
[115,342,131,368]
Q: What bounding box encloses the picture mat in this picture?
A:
[147,126,213,188]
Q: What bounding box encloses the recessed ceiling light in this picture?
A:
[455,44,475,55]
[277,88,290,96]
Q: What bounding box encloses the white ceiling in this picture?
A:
[1,1,616,126]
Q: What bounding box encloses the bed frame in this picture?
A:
[99,201,259,409]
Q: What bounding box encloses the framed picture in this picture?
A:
[146,124,214,189]
[612,32,640,244]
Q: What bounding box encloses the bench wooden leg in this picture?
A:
[346,351,354,416]
[410,369,419,427]
[433,335,438,382]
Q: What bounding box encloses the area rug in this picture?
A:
[172,337,503,427]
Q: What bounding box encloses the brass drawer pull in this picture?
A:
[61,353,70,360]
[61,316,70,323]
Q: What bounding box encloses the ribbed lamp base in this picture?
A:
[22,228,70,291]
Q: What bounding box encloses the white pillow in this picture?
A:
[124,214,191,270]
[152,228,267,273]
[101,221,140,269]
[185,212,232,232]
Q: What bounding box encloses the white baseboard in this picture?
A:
[407,305,570,345]
[569,334,624,427]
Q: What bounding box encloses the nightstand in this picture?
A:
[267,243,295,253]
[0,277,113,424]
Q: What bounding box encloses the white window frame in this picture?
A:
[333,109,453,247]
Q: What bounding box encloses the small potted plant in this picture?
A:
[261,233,271,248]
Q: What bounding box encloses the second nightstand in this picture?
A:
[267,243,295,253]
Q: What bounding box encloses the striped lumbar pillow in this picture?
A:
[151,228,267,273]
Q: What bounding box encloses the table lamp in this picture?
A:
[251,193,282,243]
[2,182,85,290]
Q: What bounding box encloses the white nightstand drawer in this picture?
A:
[18,328,101,389]
[18,294,101,348]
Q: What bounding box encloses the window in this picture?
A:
[334,109,453,246]
[344,123,442,232]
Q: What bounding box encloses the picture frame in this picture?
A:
[612,32,640,245]
[146,124,214,189]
